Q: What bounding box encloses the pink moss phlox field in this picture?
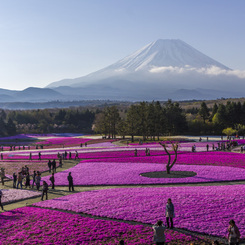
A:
[87,151,245,169]
[1,189,40,204]
[41,162,245,185]
[0,207,201,245]
[34,186,245,238]
[35,137,91,147]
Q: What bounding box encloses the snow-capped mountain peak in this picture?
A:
[108,39,230,71]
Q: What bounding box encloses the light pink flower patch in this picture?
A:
[1,189,40,203]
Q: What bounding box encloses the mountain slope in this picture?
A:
[46,39,230,88]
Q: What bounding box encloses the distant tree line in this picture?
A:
[1,99,245,137]
[0,108,95,136]
[186,101,245,136]
[93,100,245,139]
[93,100,187,141]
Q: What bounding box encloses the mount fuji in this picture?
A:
[46,39,245,101]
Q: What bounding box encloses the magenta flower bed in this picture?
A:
[34,185,245,238]
[87,151,245,169]
[0,207,202,244]
[35,137,92,147]
[1,189,40,203]
[41,162,245,186]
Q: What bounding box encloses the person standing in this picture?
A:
[227,219,240,245]
[67,172,74,192]
[17,172,23,189]
[38,152,41,160]
[25,172,31,189]
[166,198,175,228]
[0,189,4,211]
[48,160,52,173]
[75,151,79,160]
[32,171,36,189]
[134,149,137,157]
[0,168,5,185]
[13,172,17,188]
[49,173,55,189]
[52,159,57,173]
[152,220,166,245]
[36,173,41,191]
[41,181,48,201]
[59,157,62,168]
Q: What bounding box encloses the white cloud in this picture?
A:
[149,65,245,78]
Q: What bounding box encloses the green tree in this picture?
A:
[126,105,140,142]
[222,127,236,136]
[164,100,187,135]
[199,102,210,124]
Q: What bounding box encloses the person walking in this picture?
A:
[17,172,23,189]
[0,189,4,211]
[49,173,55,189]
[166,198,175,228]
[41,181,49,201]
[67,172,74,192]
[152,220,166,245]
[36,173,41,191]
[227,219,240,245]
[13,172,17,188]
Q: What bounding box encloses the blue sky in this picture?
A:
[0,0,244,90]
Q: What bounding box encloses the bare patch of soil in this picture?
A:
[140,171,197,178]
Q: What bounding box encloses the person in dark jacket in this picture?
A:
[166,198,175,228]
[228,219,240,245]
[48,160,52,173]
[152,220,166,245]
[41,181,48,201]
[0,189,4,211]
[49,173,55,189]
[32,171,36,189]
[52,159,56,173]
[67,172,74,192]
[13,172,17,188]
[25,172,31,189]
